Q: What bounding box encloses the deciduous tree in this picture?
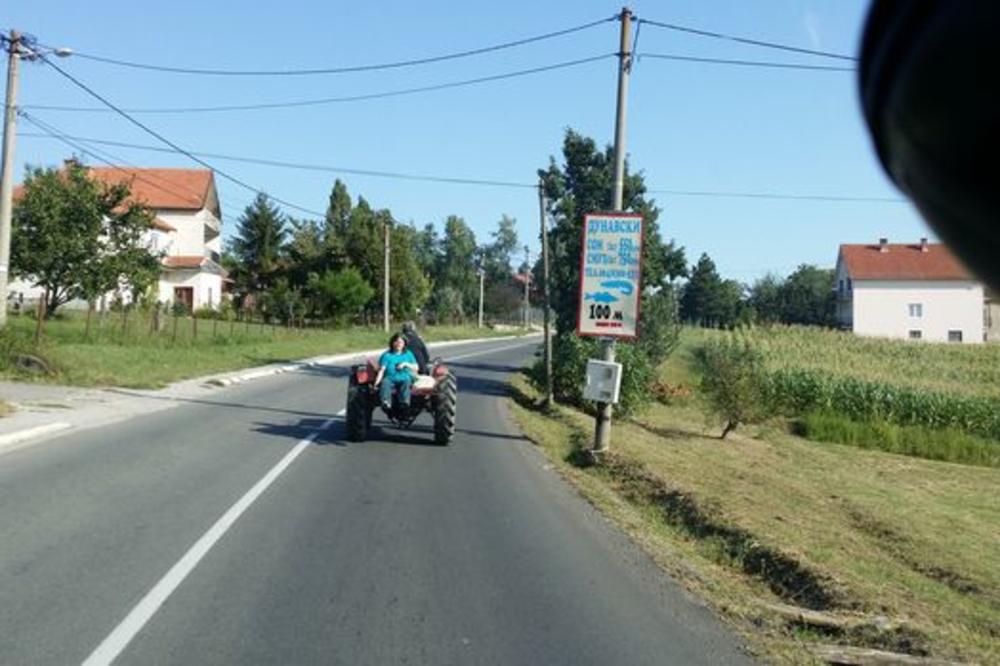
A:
[12,163,158,315]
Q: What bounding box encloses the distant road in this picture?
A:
[0,337,750,665]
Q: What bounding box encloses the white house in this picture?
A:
[13,166,228,311]
[835,238,984,343]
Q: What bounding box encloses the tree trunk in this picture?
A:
[85,302,94,340]
[720,421,737,440]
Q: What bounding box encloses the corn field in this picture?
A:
[695,326,1000,440]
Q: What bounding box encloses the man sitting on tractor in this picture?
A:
[374,333,419,411]
[401,320,430,373]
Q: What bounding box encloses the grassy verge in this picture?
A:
[0,313,519,388]
[509,375,1000,664]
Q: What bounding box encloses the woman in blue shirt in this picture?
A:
[374,333,419,410]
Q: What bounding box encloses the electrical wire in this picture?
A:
[19,112,256,217]
[19,131,536,189]
[24,53,615,114]
[39,16,615,76]
[21,131,906,203]
[639,18,857,62]
[38,54,325,217]
[639,52,854,71]
[19,112,205,204]
[648,188,903,203]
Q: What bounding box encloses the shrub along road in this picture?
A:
[0,336,750,665]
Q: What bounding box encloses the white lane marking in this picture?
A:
[440,341,536,362]
[82,414,340,666]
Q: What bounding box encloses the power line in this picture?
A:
[37,54,325,217]
[24,54,614,114]
[19,112,207,205]
[639,52,854,71]
[21,131,906,203]
[20,113,257,215]
[40,16,615,76]
[639,18,857,62]
[20,131,536,189]
[648,188,903,203]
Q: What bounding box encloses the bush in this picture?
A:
[0,327,53,375]
[533,289,682,416]
[695,330,769,438]
[193,306,217,319]
[308,268,373,325]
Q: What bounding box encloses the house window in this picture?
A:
[908,303,923,317]
[908,330,922,340]
[838,279,844,296]
[948,330,963,343]
[847,278,852,291]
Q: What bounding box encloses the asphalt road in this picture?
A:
[0,337,751,665]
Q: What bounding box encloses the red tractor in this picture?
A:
[345,358,458,445]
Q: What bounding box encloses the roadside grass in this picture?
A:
[509,372,1000,664]
[0,313,518,388]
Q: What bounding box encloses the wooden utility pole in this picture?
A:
[522,245,530,329]
[594,6,633,453]
[477,268,485,328]
[0,31,22,329]
[383,218,391,333]
[539,180,553,409]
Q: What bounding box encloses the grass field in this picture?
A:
[509,327,1000,663]
[0,312,517,388]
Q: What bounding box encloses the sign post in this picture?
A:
[577,212,644,340]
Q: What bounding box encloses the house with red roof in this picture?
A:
[835,238,984,343]
[13,165,228,311]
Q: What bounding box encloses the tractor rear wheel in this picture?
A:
[346,383,370,442]
[433,373,457,445]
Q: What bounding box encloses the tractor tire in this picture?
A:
[346,384,369,442]
[433,373,457,445]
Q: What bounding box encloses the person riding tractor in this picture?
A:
[347,329,458,445]
[374,333,418,411]
[401,320,430,373]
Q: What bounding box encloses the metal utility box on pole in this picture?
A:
[594,6,633,453]
[383,219,390,333]
[539,180,553,409]
[0,31,22,329]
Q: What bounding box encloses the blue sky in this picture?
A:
[6,1,931,282]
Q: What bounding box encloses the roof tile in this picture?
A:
[839,243,972,281]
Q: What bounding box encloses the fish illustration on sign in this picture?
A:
[585,292,619,303]
[600,279,634,295]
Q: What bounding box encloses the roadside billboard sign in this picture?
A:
[577,212,644,339]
